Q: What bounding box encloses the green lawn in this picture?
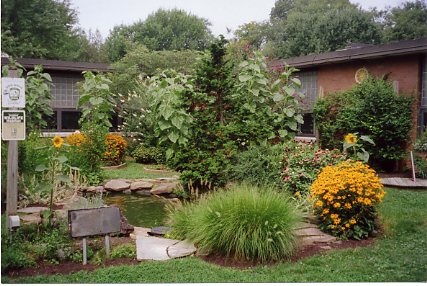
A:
[4,188,427,283]
[102,161,179,180]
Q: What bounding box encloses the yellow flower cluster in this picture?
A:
[66,133,86,147]
[104,133,127,164]
[310,160,385,238]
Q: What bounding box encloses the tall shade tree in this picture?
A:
[234,21,269,51]
[1,0,82,60]
[267,0,382,58]
[104,8,214,62]
[381,0,427,41]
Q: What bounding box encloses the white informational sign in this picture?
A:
[2,110,26,140]
[2,77,26,108]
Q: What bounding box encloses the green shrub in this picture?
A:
[415,155,427,179]
[282,141,346,196]
[414,130,427,153]
[18,132,53,176]
[227,144,284,189]
[110,243,136,259]
[132,145,165,164]
[167,184,301,263]
[1,218,81,272]
[169,146,231,190]
[314,77,413,170]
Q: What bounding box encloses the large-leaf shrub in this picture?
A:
[314,77,413,170]
[154,37,302,189]
[167,184,301,263]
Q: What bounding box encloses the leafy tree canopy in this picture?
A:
[1,0,106,62]
[104,8,214,62]
[267,0,382,58]
[381,0,427,41]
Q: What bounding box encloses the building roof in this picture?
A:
[1,57,113,72]
[270,37,427,70]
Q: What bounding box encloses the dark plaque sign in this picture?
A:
[68,207,121,238]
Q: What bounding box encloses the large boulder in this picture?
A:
[150,182,178,195]
[104,180,130,192]
[130,181,154,191]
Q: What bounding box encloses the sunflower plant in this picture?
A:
[343,133,374,163]
[35,136,79,226]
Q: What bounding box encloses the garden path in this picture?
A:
[381,177,427,188]
[131,222,341,261]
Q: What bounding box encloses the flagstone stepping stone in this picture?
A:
[130,181,154,190]
[150,183,178,195]
[136,236,180,261]
[294,222,318,230]
[300,235,338,246]
[167,240,197,259]
[148,226,172,236]
[17,206,48,214]
[294,227,327,237]
[105,180,130,191]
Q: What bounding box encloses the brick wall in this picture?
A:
[317,54,423,170]
[318,54,422,95]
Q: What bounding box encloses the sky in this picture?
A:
[69,0,404,40]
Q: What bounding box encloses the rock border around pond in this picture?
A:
[83,177,180,198]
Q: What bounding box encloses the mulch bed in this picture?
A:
[199,237,376,269]
[5,235,376,278]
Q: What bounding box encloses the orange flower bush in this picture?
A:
[310,160,385,240]
[66,133,86,147]
[103,134,127,165]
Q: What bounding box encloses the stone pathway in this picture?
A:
[131,221,339,261]
[381,177,427,188]
[132,226,197,261]
[294,222,340,246]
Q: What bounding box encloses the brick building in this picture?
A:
[271,37,427,145]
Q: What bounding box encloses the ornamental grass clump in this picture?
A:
[310,160,385,240]
[167,184,301,263]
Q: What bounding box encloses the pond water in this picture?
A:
[104,193,169,228]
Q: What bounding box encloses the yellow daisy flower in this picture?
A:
[52,136,64,149]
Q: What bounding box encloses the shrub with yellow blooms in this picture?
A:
[103,134,127,165]
[310,160,385,240]
[66,133,86,147]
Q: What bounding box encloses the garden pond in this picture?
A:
[104,193,169,228]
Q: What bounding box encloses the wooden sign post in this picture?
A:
[2,70,26,227]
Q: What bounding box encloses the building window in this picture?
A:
[61,111,81,130]
[295,71,317,136]
[51,76,81,109]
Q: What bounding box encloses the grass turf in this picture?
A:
[4,188,427,283]
[102,161,179,180]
